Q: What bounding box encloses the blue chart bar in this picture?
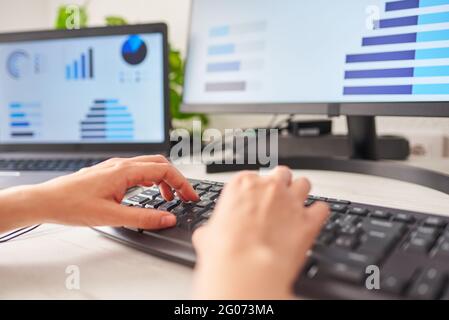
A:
[74,61,78,79]
[363,32,417,46]
[208,44,235,55]
[345,66,449,79]
[210,26,230,37]
[10,113,26,118]
[386,0,449,11]
[377,15,418,28]
[66,66,71,79]
[363,29,449,46]
[386,0,419,11]
[416,47,449,58]
[207,61,240,72]
[66,48,94,80]
[346,47,449,63]
[345,68,414,79]
[10,122,30,127]
[417,29,449,42]
[81,53,86,79]
[377,12,449,28]
[344,85,413,95]
[413,83,449,94]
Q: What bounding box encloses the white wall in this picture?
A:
[1,0,448,157]
[0,0,51,32]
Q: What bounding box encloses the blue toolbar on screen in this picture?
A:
[0,33,165,144]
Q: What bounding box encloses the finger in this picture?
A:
[93,155,170,170]
[118,162,199,201]
[107,204,177,230]
[159,181,175,201]
[268,166,292,186]
[290,177,311,202]
[304,202,330,233]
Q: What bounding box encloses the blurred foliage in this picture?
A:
[55,5,209,129]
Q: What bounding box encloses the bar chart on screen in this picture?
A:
[79,99,134,142]
[65,48,94,81]
[204,20,267,94]
[8,102,42,139]
[344,0,449,96]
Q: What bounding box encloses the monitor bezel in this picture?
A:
[0,23,171,153]
[181,0,449,118]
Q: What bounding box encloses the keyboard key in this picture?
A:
[304,199,315,207]
[316,232,335,246]
[393,213,415,223]
[348,207,369,216]
[171,203,193,216]
[158,200,180,212]
[408,268,445,300]
[201,192,219,201]
[415,226,438,238]
[306,261,366,284]
[358,230,398,256]
[403,237,434,254]
[329,203,348,213]
[333,235,359,249]
[209,186,223,193]
[201,210,213,219]
[127,195,151,205]
[196,184,212,191]
[371,210,391,220]
[423,217,447,228]
[362,219,406,235]
[309,195,327,201]
[144,199,165,209]
[434,240,449,259]
[141,189,160,199]
[326,198,351,205]
[196,200,214,208]
[381,275,408,295]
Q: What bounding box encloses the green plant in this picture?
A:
[55,4,208,129]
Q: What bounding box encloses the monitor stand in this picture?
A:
[205,115,449,195]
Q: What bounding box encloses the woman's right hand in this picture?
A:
[192,166,329,299]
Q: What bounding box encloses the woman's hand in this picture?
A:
[192,166,329,299]
[0,155,199,232]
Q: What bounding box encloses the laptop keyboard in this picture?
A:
[102,178,449,300]
[0,158,106,171]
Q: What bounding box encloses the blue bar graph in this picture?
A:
[8,102,42,139]
[66,48,94,80]
[345,1,449,95]
[80,99,134,141]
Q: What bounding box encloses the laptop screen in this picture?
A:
[0,31,165,144]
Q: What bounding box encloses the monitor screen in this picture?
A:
[0,31,165,144]
[184,0,449,105]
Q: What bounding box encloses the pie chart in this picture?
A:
[122,35,148,65]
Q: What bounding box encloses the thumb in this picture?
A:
[107,204,177,230]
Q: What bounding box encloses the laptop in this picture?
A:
[0,24,170,188]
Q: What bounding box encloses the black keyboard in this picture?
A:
[94,178,449,300]
[0,158,106,172]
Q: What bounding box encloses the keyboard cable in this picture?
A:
[0,225,41,243]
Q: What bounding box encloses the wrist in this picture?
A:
[0,185,49,232]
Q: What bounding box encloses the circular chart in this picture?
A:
[121,35,148,65]
[6,50,30,79]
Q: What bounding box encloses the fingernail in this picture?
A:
[161,215,176,226]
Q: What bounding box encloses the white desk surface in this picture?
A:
[1,160,449,299]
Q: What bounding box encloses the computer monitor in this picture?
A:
[183,0,449,117]
[0,24,169,152]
